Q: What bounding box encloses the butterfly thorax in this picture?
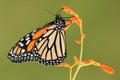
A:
[54,14,65,30]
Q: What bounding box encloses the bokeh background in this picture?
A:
[0,0,120,80]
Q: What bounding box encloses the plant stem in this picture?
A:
[69,63,76,80]
[72,66,82,80]
[78,23,83,62]
[70,68,72,80]
[73,23,84,80]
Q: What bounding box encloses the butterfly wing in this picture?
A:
[8,22,54,63]
[33,24,66,66]
[8,14,69,65]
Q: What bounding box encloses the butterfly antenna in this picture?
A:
[55,8,63,15]
[44,9,55,16]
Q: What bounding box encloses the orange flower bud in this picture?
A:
[57,62,71,69]
[82,33,86,38]
[70,17,81,26]
[81,60,91,65]
[64,21,72,31]
[75,39,81,44]
[63,5,75,15]
[73,56,79,64]
[100,64,115,75]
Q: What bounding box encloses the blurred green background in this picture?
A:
[0,0,120,80]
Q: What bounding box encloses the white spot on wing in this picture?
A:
[21,38,24,41]
[26,40,30,45]
[21,49,25,53]
[33,29,37,33]
[25,37,30,41]
[26,34,30,37]
[31,29,37,35]
[19,42,24,47]
[39,38,42,41]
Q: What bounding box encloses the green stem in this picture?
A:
[70,68,72,80]
[73,23,84,80]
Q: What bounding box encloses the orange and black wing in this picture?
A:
[33,25,66,65]
[8,22,53,63]
[8,14,71,65]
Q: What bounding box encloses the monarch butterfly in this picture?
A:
[8,14,72,66]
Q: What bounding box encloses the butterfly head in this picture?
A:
[54,14,66,29]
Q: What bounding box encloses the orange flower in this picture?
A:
[63,5,82,27]
[73,56,79,64]
[81,60,91,65]
[75,39,81,44]
[89,59,101,66]
[70,17,81,26]
[63,5,76,16]
[82,33,86,38]
[100,64,115,75]
[63,5,79,18]
[64,21,72,31]
[57,62,71,69]
[89,59,115,75]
